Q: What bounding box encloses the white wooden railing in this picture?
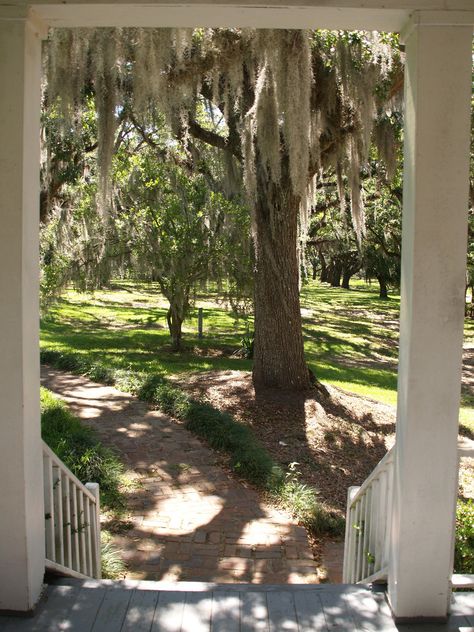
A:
[343,446,395,584]
[43,441,101,579]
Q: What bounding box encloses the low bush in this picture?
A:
[41,388,125,511]
[454,498,474,574]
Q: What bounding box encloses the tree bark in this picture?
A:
[319,251,328,283]
[252,168,311,393]
[330,260,342,287]
[342,270,352,289]
[166,306,184,351]
[377,275,389,299]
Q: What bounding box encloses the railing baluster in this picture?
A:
[356,497,365,582]
[63,473,72,569]
[383,455,394,569]
[78,490,87,574]
[373,474,383,573]
[43,454,55,562]
[86,482,102,579]
[343,486,359,583]
[84,497,93,576]
[71,481,80,572]
[53,465,64,566]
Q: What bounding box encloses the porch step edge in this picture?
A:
[452,574,474,589]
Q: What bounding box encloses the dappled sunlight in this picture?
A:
[3,581,471,630]
[41,366,321,586]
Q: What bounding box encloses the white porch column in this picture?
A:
[0,9,46,612]
[388,17,473,620]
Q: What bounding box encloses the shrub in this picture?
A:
[114,369,146,395]
[154,383,191,418]
[137,373,166,403]
[275,463,345,536]
[41,388,125,511]
[240,330,254,359]
[85,363,115,385]
[454,499,474,574]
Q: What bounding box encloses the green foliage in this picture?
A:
[40,388,125,511]
[240,330,254,359]
[100,532,127,579]
[137,373,166,402]
[454,499,474,574]
[275,462,345,536]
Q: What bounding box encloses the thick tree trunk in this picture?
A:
[252,175,311,393]
[312,258,318,280]
[330,260,342,287]
[377,275,389,299]
[342,270,352,289]
[319,252,328,283]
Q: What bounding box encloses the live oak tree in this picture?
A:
[46,28,401,392]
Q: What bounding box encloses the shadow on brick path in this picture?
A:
[41,366,322,584]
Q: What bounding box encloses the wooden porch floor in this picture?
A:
[0,580,473,631]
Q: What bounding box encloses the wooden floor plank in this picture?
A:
[240,592,270,632]
[121,589,159,632]
[90,587,132,632]
[3,583,472,632]
[151,592,185,632]
[210,591,240,632]
[266,591,299,632]
[320,590,358,631]
[343,591,397,632]
[62,587,107,632]
[180,592,213,632]
[1,585,81,632]
[293,590,327,632]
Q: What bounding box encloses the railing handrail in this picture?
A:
[349,445,395,507]
[42,441,97,503]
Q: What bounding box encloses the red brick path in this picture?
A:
[41,367,323,584]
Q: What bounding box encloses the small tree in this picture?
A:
[120,153,248,350]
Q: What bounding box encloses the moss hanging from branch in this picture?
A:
[45,27,401,240]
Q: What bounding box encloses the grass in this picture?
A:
[40,279,474,436]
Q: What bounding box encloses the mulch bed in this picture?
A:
[176,370,396,515]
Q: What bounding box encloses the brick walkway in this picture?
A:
[41,367,322,584]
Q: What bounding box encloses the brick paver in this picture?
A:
[41,366,322,584]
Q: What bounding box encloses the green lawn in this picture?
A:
[40,279,474,434]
